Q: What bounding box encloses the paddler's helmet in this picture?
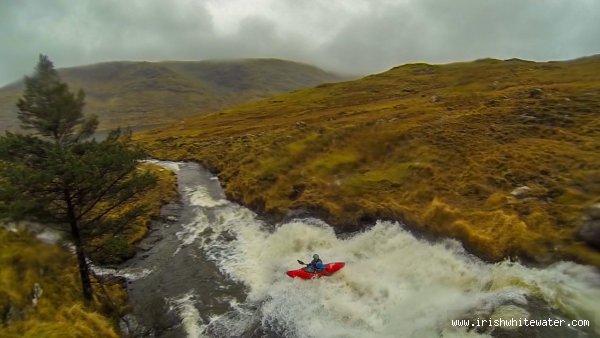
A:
[313,254,319,259]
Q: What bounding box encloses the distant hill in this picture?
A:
[137,55,600,267]
[0,59,343,131]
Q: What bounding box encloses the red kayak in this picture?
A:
[286,262,346,279]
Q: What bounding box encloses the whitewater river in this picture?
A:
[111,161,600,338]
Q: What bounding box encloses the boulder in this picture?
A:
[578,203,600,250]
[578,220,600,250]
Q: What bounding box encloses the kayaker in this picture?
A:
[305,254,326,273]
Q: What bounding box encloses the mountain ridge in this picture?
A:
[0,58,344,131]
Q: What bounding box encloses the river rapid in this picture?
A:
[114,161,600,338]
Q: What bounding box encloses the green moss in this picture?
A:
[92,236,136,265]
[286,132,320,155]
[346,163,418,186]
[307,152,359,175]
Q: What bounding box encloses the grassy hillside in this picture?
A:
[0,229,123,338]
[0,59,343,132]
[136,55,600,267]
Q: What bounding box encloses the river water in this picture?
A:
[116,161,600,338]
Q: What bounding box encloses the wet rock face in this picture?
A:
[159,202,183,223]
[579,222,600,250]
[119,313,153,337]
[578,203,600,250]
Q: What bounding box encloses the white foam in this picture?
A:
[175,194,600,337]
[186,185,228,208]
[169,292,206,338]
[151,160,600,337]
[36,228,62,244]
[93,266,154,281]
[142,159,182,173]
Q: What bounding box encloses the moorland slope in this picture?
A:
[137,55,600,267]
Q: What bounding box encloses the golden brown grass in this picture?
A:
[0,229,122,338]
[136,55,600,267]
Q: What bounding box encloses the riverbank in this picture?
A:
[89,162,179,265]
[0,162,179,337]
[110,160,600,337]
[136,55,600,268]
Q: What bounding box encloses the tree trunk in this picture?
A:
[72,223,93,303]
[65,190,93,303]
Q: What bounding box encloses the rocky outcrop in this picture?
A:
[119,313,153,337]
[579,203,600,250]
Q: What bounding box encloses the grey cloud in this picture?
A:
[0,0,215,84]
[319,0,600,74]
[1,0,599,85]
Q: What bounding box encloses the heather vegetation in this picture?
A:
[138,55,600,267]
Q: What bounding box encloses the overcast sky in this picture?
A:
[1,0,599,85]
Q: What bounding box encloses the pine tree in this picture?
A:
[0,55,157,303]
[16,54,98,145]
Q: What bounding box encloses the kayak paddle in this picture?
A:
[297,259,306,265]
